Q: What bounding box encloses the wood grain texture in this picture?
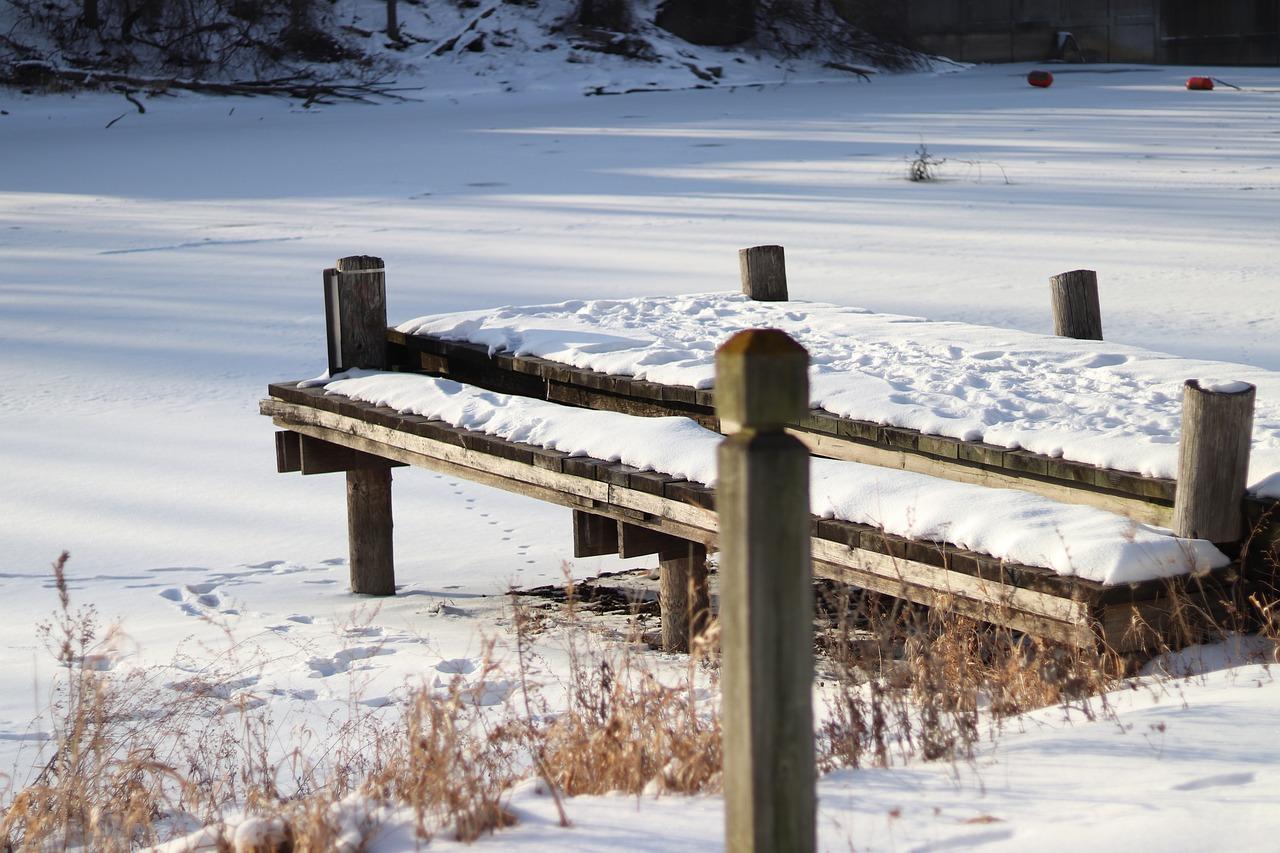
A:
[390,334,1189,514]
[1049,269,1103,340]
[299,434,403,475]
[275,430,301,473]
[328,255,389,372]
[716,328,814,853]
[1172,379,1255,543]
[618,521,685,558]
[572,510,619,558]
[347,467,395,595]
[791,430,1174,526]
[738,244,788,302]
[261,390,1236,649]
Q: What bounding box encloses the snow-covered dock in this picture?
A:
[262,378,1232,652]
[390,292,1280,517]
[259,252,1262,653]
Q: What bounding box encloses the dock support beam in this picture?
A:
[717,328,814,853]
[659,542,710,654]
[326,254,396,595]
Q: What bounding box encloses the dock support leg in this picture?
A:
[347,467,395,595]
[659,542,709,653]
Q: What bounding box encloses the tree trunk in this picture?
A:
[386,0,400,41]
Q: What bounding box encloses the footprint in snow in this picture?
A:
[436,658,476,675]
[306,646,394,678]
[286,614,313,624]
[458,680,515,707]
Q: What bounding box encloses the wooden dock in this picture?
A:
[262,249,1268,657]
[263,380,1236,653]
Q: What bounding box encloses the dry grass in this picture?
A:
[5,542,1277,850]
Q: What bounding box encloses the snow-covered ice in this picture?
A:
[319,369,1227,584]
[399,292,1280,497]
[5,55,1280,850]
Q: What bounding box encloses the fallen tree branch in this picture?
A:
[4,62,419,104]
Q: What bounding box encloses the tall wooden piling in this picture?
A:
[1172,379,1256,544]
[716,329,814,853]
[326,255,396,595]
[1049,269,1103,340]
[739,245,788,302]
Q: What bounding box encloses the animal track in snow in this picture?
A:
[436,658,476,675]
[306,646,394,678]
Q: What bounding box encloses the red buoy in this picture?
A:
[1186,76,1214,91]
[1027,70,1054,88]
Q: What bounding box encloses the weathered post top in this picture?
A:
[738,245,789,302]
[326,254,389,374]
[1049,268,1103,341]
[715,329,808,432]
[1173,378,1256,544]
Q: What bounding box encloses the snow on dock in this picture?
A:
[398,294,1280,498]
[315,370,1227,586]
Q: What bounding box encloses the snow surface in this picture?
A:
[400,292,1280,497]
[5,54,1280,850]
[318,370,1227,584]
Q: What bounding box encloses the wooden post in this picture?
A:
[1172,379,1255,544]
[716,329,814,853]
[327,255,395,595]
[739,245,788,302]
[325,255,389,375]
[1049,269,1103,340]
[347,467,395,595]
[659,542,709,653]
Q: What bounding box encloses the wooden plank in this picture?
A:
[572,510,618,558]
[299,434,403,475]
[617,522,686,558]
[809,538,1089,627]
[260,398,612,503]
[269,415,716,546]
[790,429,1173,527]
[384,337,1192,516]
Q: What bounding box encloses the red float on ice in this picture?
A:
[1186,76,1214,91]
[1027,70,1054,88]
